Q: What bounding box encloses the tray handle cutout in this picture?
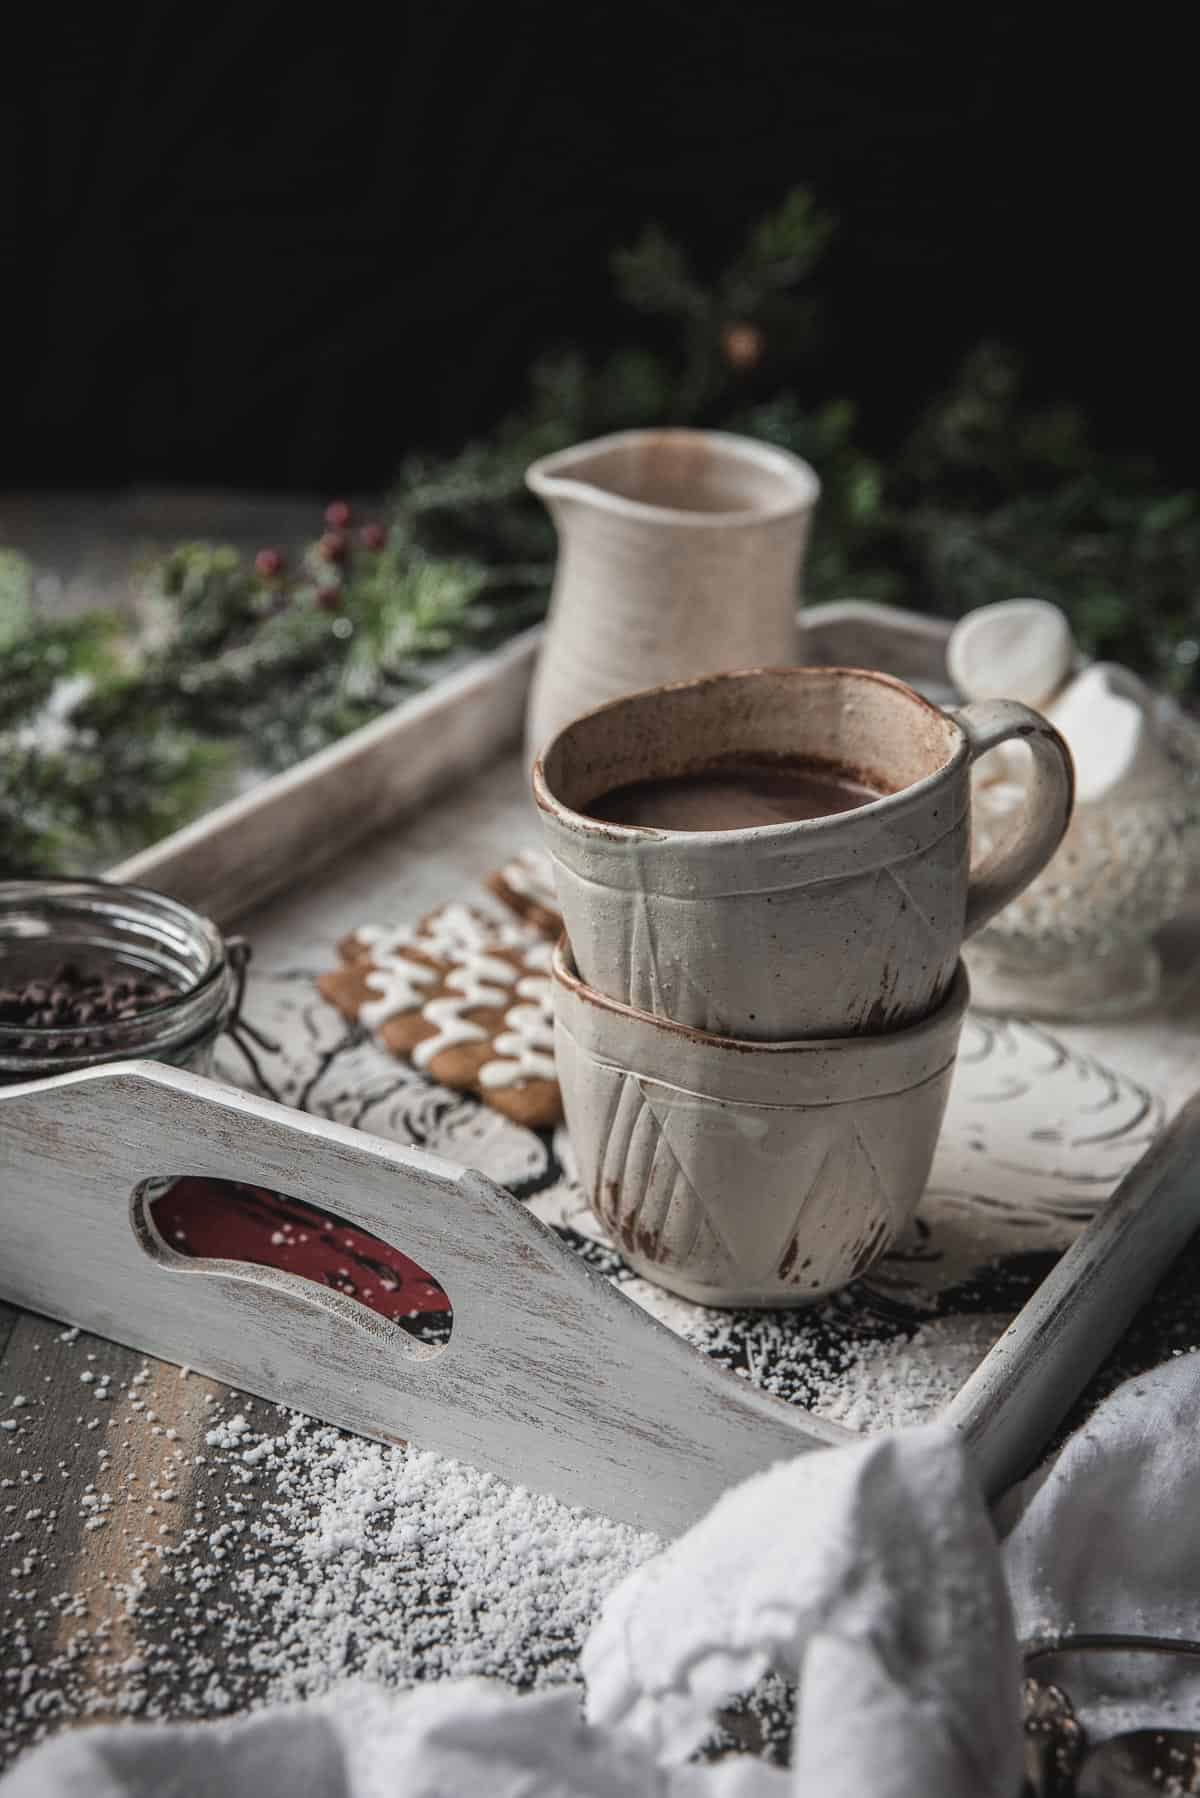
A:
[131,1175,453,1360]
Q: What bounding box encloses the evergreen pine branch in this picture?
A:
[3,185,1199,878]
[0,549,34,651]
[612,225,708,320]
[727,188,835,303]
[0,613,126,733]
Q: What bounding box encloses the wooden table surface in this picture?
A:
[0,754,557,1765]
[0,1307,262,1747]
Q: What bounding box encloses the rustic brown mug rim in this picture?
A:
[551,934,970,1060]
[532,664,970,846]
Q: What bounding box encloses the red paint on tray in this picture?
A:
[150,1178,451,1336]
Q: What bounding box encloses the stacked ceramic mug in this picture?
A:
[534,667,1074,1309]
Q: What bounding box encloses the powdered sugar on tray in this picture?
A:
[813,1315,1004,1431]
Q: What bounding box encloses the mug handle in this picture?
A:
[956,700,1076,938]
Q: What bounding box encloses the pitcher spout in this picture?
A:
[526,427,819,523]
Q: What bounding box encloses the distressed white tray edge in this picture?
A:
[0,1058,848,1538]
[945,1090,1200,1496]
[4,1056,1200,1529]
[109,625,543,925]
[103,602,954,923]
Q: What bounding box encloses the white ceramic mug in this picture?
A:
[552,939,969,1307]
[534,666,1074,1039]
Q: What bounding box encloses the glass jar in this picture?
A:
[0,880,238,1083]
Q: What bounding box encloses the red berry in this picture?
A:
[360,522,387,551]
[318,531,347,563]
[721,320,765,371]
[316,587,342,612]
[254,547,285,578]
[324,500,351,530]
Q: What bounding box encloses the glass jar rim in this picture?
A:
[0,878,230,1060]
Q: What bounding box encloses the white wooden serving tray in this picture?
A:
[4,602,1200,1538]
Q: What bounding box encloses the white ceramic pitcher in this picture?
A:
[524,428,820,766]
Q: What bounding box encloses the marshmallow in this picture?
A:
[1048,663,1176,805]
[948,599,1075,710]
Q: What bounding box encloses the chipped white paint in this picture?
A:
[0,1061,844,1537]
[2,1060,1199,1528]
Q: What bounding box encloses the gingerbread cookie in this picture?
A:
[319,902,496,1027]
[331,902,503,972]
[318,901,561,1129]
[486,848,562,939]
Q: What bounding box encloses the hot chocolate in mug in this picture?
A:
[533,666,1074,1039]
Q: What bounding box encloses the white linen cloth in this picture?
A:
[1002,1348,1200,1740]
[582,1425,1019,1795]
[10,1353,1200,1798]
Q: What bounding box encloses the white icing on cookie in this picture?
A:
[425,904,507,956]
[479,973,556,1089]
[359,902,513,967]
[353,901,557,1092]
[411,998,489,1068]
[357,922,414,958]
[360,957,439,1030]
[498,849,559,913]
[356,905,540,1032]
[448,952,521,1001]
[411,952,520,1070]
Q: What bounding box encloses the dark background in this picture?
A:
[2,3,1188,492]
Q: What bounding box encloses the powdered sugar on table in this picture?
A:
[0,1342,655,1756]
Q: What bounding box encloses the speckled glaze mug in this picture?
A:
[552,939,969,1307]
[534,666,1074,1039]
